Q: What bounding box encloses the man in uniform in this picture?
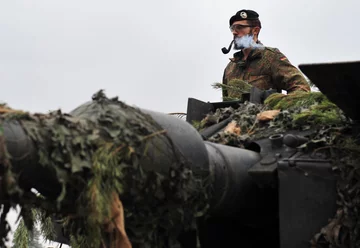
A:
[221,9,310,100]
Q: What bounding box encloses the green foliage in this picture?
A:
[12,219,29,248]
[264,91,332,110]
[67,143,125,247]
[12,211,45,248]
[12,206,55,248]
[263,91,346,127]
[37,210,56,242]
[28,225,44,248]
[292,107,343,126]
[191,120,201,130]
[191,116,218,132]
[212,79,252,101]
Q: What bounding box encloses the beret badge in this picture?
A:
[240,11,247,19]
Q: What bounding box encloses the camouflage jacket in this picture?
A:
[222,47,310,99]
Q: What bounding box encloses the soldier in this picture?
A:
[221,9,310,99]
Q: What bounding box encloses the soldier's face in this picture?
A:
[231,20,260,50]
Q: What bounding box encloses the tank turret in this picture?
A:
[1,61,360,248]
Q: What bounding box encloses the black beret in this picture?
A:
[229,9,259,26]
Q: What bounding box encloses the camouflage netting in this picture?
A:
[194,91,348,145]
[0,90,209,248]
[2,89,360,248]
[194,91,360,248]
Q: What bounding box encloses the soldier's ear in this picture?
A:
[253,26,260,35]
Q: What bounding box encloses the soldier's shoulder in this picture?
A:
[264,46,281,54]
[263,47,289,61]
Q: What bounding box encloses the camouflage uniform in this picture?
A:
[222,47,310,99]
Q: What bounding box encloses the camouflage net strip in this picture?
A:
[0,90,209,248]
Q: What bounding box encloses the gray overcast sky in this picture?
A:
[1,0,360,245]
[1,0,360,115]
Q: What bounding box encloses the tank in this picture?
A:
[1,61,359,248]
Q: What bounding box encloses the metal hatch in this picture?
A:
[299,61,360,121]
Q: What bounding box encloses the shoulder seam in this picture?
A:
[265,47,279,53]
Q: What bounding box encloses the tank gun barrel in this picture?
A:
[0,94,266,220]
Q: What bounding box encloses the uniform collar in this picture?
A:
[229,46,264,62]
